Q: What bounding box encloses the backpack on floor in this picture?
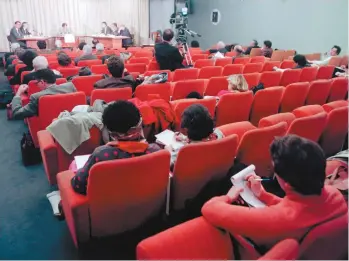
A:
[21,132,42,166]
[326,150,348,201]
[0,83,14,108]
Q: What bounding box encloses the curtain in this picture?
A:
[0,0,149,51]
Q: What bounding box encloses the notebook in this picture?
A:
[155,129,185,150]
[74,154,91,169]
[230,165,266,208]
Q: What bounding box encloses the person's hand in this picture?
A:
[226,186,244,204]
[16,84,28,96]
[246,174,263,197]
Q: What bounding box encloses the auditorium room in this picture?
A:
[0,0,348,259]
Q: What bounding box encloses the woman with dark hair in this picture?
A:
[70,100,161,195]
[202,135,347,252]
[57,52,75,70]
[20,22,31,36]
[9,50,38,85]
[274,54,311,72]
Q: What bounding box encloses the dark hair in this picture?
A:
[78,42,87,51]
[34,69,56,84]
[264,40,272,48]
[37,40,47,50]
[186,91,203,99]
[163,29,174,42]
[62,23,67,27]
[102,100,141,133]
[92,39,99,45]
[15,48,25,58]
[293,54,308,67]
[333,45,341,55]
[20,22,28,29]
[21,50,38,67]
[270,135,326,196]
[191,40,200,48]
[106,55,124,77]
[57,53,72,66]
[15,21,21,25]
[102,22,107,26]
[112,23,118,28]
[253,39,258,46]
[181,104,214,141]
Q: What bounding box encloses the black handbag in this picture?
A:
[21,132,42,166]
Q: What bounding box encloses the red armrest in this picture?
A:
[27,116,41,148]
[136,217,234,260]
[57,170,89,248]
[38,130,58,185]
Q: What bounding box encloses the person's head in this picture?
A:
[106,55,124,78]
[21,50,38,67]
[119,24,125,30]
[78,67,92,76]
[78,42,87,51]
[293,54,308,67]
[227,74,248,92]
[96,43,104,52]
[216,41,225,50]
[62,23,67,28]
[111,23,118,31]
[101,22,107,28]
[264,40,272,49]
[21,22,28,29]
[57,52,72,67]
[330,45,341,56]
[271,135,326,196]
[34,69,56,89]
[37,40,47,50]
[181,104,214,141]
[191,40,200,48]
[102,100,142,140]
[15,48,25,59]
[163,29,174,42]
[10,42,20,51]
[55,40,62,48]
[250,39,258,47]
[82,45,93,55]
[33,56,49,71]
[233,45,243,54]
[186,91,203,99]
[14,21,21,29]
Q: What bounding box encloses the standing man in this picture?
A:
[155,29,184,71]
[9,21,26,48]
[101,22,112,35]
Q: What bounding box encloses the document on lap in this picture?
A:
[155,129,185,150]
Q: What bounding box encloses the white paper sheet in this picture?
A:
[155,129,185,150]
[230,164,266,208]
[74,154,91,169]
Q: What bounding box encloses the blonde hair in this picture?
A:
[227,74,248,92]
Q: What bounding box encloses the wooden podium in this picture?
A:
[18,37,55,50]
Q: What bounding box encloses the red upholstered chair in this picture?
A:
[21,70,30,83]
[222,64,243,76]
[250,87,284,126]
[189,48,203,54]
[306,79,332,105]
[280,60,296,69]
[129,57,151,65]
[194,59,215,69]
[299,66,318,82]
[59,67,81,78]
[320,106,348,156]
[216,91,254,127]
[249,56,265,63]
[171,98,216,130]
[322,100,349,113]
[56,78,68,85]
[328,77,348,102]
[125,63,147,74]
[243,63,263,74]
[225,51,237,57]
[218,121,256,141]
[215,58,232,67]
[77,59,102,67]
[91,64,109,75]
[233,57,250,65]
[292,105,325,118]
[171,79,205,101]
[172,68,199,82]
[259,71,282,88]
[328,56,343,67]
[280,82,309,112]
[147,61,160,71]
[192,54,208,62]
[169,135,239,212]
[249,48,262,57]
[258,113,296,128]
[279,69,301,86]
[49,62,59,70]
[262,61,281,72]
[57,150,170,248]
[20,80,42,106]
[15,63,26,73]
[134,83,171,101]
[90,87,132,104]
[198,66,223,79]
[134,52,153,58]
[244,73,261,89]
[72,75,103,96]
[270,50,285,62]
[316,65,335,79]
[204,76,228,96]
[28,92,86,148]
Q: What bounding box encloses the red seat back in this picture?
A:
[249,56,265,63]
[172,68,199,82]
[129,57,151,65]
[134,52,153,58]
[222,64,243,76]
[77,59,102,67]
[259,71,282,88]
[216,92,254,127]
[258,112,296,128]
[280,60,296,69]
[194,59,215,69]
[72,75,103,96]
[280,69,301,86]
[316,65,335,80]
[243,73,261,89]
[328,77,348,102]
[15,63,26,73]
[87,150,170,237]
[56,78,68,85]
[90,87,132,104]
[91,64,109,75]
[148,61,160,71]
[322,100,348,113]
[243,63,263,74]
[306,79,332,105]
[125,63,147,74]
[204,76,228,96]
[59,67,81,78]
[198,66,223,79]
[280,82,309,112]
[172,135,239,211]
[215,58,232,67]
[299,67,318,82]
[172,79,205,101]
[21,70,31,83]
[192,54,208,62]
[328,56,343,67]
[262,61,281,72]
[233,57,250,65]
[134,83,171,101]
[293,105,325,118]
[250,87,284,126]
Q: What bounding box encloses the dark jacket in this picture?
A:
[74,54,98,65]
[118,28,132,47]
[20,28,31,36]
[94,74,136,91]
[101,26,112,35]
[23,70,62,85]
[155,42,184,71]
[9,27,23,42]
[9,65,34,85]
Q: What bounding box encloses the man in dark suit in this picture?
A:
[101,22,112,35]
[9,21,26,48]
[117,25,132,47]
[155,29,184,71]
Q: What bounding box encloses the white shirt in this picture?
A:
[311,56,332,66]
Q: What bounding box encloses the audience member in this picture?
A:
[190,40,200,48]
[186,91,203,99]
[74,45,97,65]
[274,54,311,72]
[211,41,227,59]
[71,100,161,195]
[244,39,260,55]
[95,43,105,55]
[261,40,273,58]
[57,52,75,70]
[20,22,31,36]
[92,39,99,49]
[218,74,248,97]
[202,135,347,250]
[231,45,245,62]
[111,23,118,35]
[37,40,53,54]
[5,43,21,68]
[155,29,184,71]
[22,56,62,84]
[166,104,224,166]
[77,42,87,51]
[4,48,25,76]
[94,55,136,90]
[310,45,341,66]
[11,69,76,120]
[9,50,38,85]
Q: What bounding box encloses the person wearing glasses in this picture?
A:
[70,100,161,195]
[10,69,76,120]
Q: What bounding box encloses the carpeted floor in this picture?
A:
[0,68,78,259]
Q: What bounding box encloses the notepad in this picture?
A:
[155,129,185,150]
[230,165,266,208]
[74,154,91,169]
